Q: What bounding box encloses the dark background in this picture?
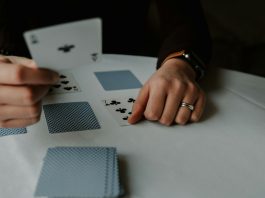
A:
[201,0,265,78]
[148,0,265,77]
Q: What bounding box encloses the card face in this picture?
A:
[34,147,120,198]
[43,102,100,133]
[94,70,142,91]
[0,128,27,137]
[102,97,136,126]
[24,18,102,71]
[48,70,81,95]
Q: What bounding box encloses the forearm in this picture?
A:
[155,0,212,68]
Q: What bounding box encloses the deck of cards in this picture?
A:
[35,147,122,198]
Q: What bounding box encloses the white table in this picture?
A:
[0,54,265,198]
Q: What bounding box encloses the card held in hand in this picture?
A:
[23,18,102,71]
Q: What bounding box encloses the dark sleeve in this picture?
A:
[0,0,31,57]
[0,0,11,55]
[155,0,212,68]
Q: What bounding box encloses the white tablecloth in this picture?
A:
[0,54,265,198]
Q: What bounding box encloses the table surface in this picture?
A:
[0,54,265,198]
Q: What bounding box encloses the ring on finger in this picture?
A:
[180,102,194,111]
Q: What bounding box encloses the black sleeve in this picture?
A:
[155,0,212,68]
[0,0,31,57]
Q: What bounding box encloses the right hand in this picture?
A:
[0,55,59,128]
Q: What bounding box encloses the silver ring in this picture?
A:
[180,102,194,111]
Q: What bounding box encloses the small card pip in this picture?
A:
[23,18,102,71]
[102,97,136,126]
[48,70,81,95]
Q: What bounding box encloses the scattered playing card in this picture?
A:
[102,96,136,126]
[94,70,142,91]
[0,128,27,137]
[23,18,102,71]
[43,102,100,133]
[34,147,121,198]
[48,70,81,95]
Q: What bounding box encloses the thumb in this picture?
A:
[7,56,38,69]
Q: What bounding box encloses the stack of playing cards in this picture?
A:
[34,147,122,198]
[0,128,27,137]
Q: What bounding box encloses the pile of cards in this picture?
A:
[35,147,122,198]
[0,128,27,137]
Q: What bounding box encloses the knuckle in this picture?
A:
[175,115,189,125]
[28,104,41,117]
[159,117,172,126]
[187,83,199,94]
[144,111,160,121]
[12,65,26,83]
[22,87,36,105]
[172,79,181,88]
[170,81,184,95]
[0,121,9,128]
[0,56,10,63]
[191,114,200,122]
[177,81,188,91]
[154,77,170,88]
[30,115,41,124]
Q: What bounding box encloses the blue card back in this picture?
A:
[94,70,142,91]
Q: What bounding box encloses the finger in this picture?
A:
[190,91,206,122]
[159,86,185,126]
[0,55,11,63]
[5,56,37,68]
[128,85,149,124]
[175,84,199,125]
[0,63,59,85]
[0,116,41,128]
[144,85,167,121]
[0,85,50,105]
[0,102,41,120]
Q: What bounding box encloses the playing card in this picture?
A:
[105,147,121,197]
[34,147,121,198]
[102,97,136,126]
[0,128,27,137]
[94,70,142,91]
[23,18,102,71]
[43,102,100,133]
[48,70,81,95]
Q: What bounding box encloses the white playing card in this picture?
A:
[23,18,102,71]
[102,97,136,126]
[48,70,81,95]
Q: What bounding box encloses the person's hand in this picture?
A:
[128,58,206,126]
[0,55,59,128]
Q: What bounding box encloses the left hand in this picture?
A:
[128,58,206,126]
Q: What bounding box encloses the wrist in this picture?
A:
[161,58,196,80]
[161,50,206,81]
